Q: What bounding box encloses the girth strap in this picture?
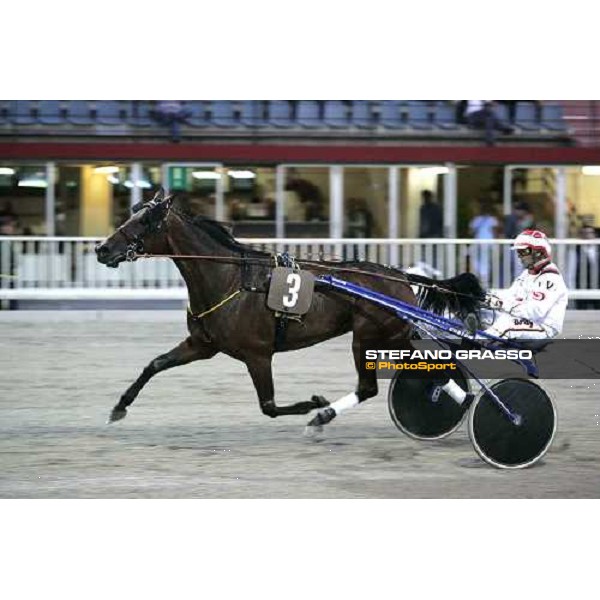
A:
[188,289,241,320]
[274,313,290,351]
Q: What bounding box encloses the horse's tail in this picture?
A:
[404,272,486,317]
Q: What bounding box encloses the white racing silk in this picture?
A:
[485,262,568,340]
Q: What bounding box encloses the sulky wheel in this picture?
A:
[387,365,471,440]
[468,378,556,469]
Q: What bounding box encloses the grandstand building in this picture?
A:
[1,100,600,240]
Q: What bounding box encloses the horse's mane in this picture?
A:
[170,201,268,257]
[193,215,260,253]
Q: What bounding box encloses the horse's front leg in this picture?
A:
[244,356,328,418]
[109,337,217,423]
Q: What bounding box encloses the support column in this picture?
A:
[162,164,170,194]
[130,162,142,212]
[80,165,112,236]
[443,162,457,238]
[45,162,55,236]
[275,165,285,238]
[330,166,344,239]
[388,167,400,265]
[215,168,225,221]
[503,166,513,223]
[555,167,567,239]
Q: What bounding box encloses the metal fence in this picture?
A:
[1,236,600,301]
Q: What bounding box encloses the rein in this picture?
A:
[135,251,414,286]
[133,250,484,302]
[132,205,474,300]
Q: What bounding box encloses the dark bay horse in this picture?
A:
[95,189,483,432]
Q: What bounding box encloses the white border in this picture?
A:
[2,3,597,598]
[4,2,598,100]
[1,501,597,600]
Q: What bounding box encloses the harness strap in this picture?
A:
[529,258,551,274]
[241,251,251,290]
[274,313,289,351]
[539,267,560,275]
[187,289,242,320]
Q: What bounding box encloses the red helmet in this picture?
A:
[511,229,551,258]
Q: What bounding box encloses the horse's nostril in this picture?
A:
[96,244,109,257]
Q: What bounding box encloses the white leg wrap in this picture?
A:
[330,392,359,416]
[441,380,467,405]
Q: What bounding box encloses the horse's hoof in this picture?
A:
[303,424,324,438]
[108,407,127,423]
[307,407,336,428]
[304,407,337,438]
[311,395,330,408]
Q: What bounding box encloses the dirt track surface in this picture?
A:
[1,310,599,498]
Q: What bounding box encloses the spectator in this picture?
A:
[265,197,276,220]
[152,101,190,142]
[345,198,373,238]
[345,197,374,261]
[515,201,535,230]
[229,198,245,221]
[284,177,325,221]
[470,198,500,238]
[571,225,600,310]
[504,201,520,239]
[464,101,514,146]
[0,215,18,236]
[469,198,500,285]
[504,200,535,238]
[0,201,16,222]
[419,190,443,238]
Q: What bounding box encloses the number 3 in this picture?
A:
[283,273,301,307]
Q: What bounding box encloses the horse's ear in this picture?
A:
[154,187,165,202]
[163,193,175,209]
[154,193,175,219]
[132,201,145,214]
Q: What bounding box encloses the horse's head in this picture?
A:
[95,188,173,268]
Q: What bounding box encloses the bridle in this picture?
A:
[116,199,172,261]
[116,227,146,262]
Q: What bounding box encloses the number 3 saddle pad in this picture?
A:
[267,267,315,315]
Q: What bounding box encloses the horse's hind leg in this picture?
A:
[305,336,378,433]
[109,337,216,423]
[245,355,328,418]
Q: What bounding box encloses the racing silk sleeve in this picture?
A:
[485,267,568,340]
[494,274,523,307]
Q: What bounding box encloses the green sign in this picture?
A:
[168,166,188,191]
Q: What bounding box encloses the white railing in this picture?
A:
[1,236,600,301]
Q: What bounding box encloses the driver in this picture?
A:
[433,229,568,406]
[482,229,568,340]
